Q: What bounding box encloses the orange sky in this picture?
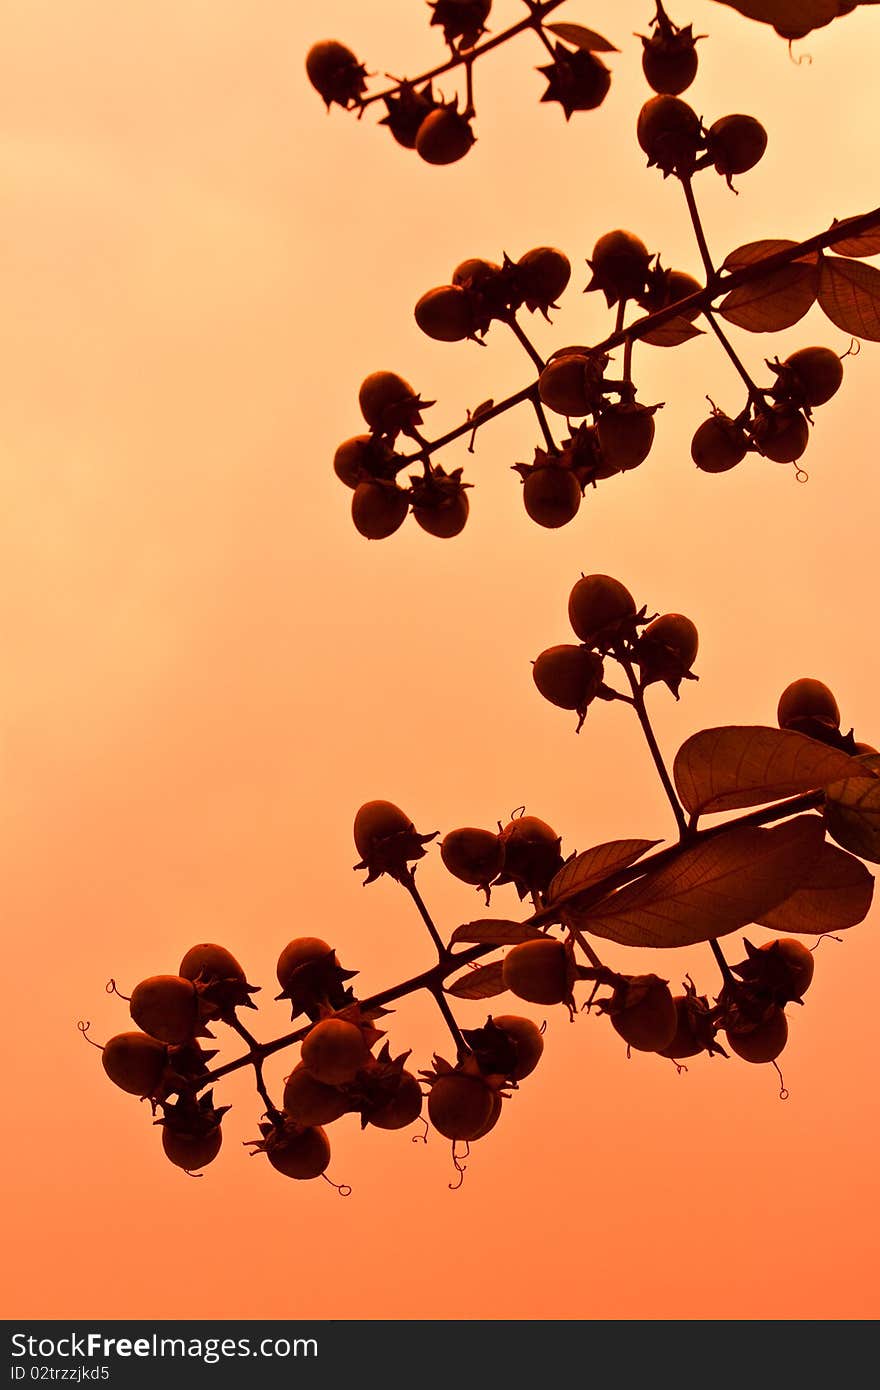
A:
[2,0,878,1320]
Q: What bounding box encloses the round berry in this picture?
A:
[568,574,637,648]
[414,284,474,342]
[691,414,748,473]
[415,106,475,165]
[502,938,569,1006]
[351,481,409,540]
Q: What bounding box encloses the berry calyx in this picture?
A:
[333,435,397,489]
[162,1124,223,1173]
[771,347,844,409]
[640,19,701,96]
[250,1119,332,1180]
[464,1015,545,1080]
[429,0,492,52]
[380,82,441,148]
[364,1070,424,1131]
[358,371,426,436]
[733,938,815,1004]
[409,464,471,538]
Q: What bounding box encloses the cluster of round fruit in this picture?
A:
[333,371,475,540]
[498,931,813,1066]
[534,573,698,726]
[637,93,768,187]
[692,347,845,473]
[440,814,565,904]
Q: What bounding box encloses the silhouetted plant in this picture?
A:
[81,0,880,1188]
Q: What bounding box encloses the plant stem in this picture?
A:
[507,315,546,371]
[619,657,689,840]
[703,308,763,401]
[359,1,568,109]
[397,208,880,468]
[200,787,825,1090]
[709,938,736,987]
[401,868,448,962]
[681,176,715,281]
[228,1018,281,1120]
[430,987,470,1060]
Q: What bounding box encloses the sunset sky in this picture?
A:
[2,0,878,1320]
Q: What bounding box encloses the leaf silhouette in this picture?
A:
[756,843,874,932]
[568,816,825,948]
[720,260,818,332]
[829,220,880,258]
[673,726,866,817]
[641,316,704,348]
[446,961,507,1000]
[721,240,807,271]
[545,22,619,52]
[709,2,843,31]
[449,920,546,947]
[547,839,660,908]
[825,776,880,864]
[818,256,880,341]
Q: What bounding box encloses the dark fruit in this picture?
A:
[276,938,336,994]
[641,26,700,96]
[707,114,768,177]
[497,816,564,897]
[490,1015,544,1080]
[726,1006,788,1063]
[428,1072,495,1140]
[568,574,637,649]
[539,44,611,120]
[283,1065,349,1127]
[750,406,809,464]
[305,41,367,110]
[415,105,475,165]
[516,247,571,312]
[413,489,469,538]
[161,1124,222,1173]
[440,827,505,887]
[502,938,569,1006]
[691,414,748,473]
[637,95,702,176]
[532,645,604,714]
[780,347,843,407]
[358,370,420,434]
[522,465,581,528]
[414,285,474,342]
[130,976,201,1046]
[778,678,840,732]
[264,1124,332,1180]
[102,1032,167,1097]
[606,976,678,1053]
[587,230,652,306]
[351,481,409,539]
[597,403,656,471]
[301,1018,372,1086]
[366,1071,424,1131]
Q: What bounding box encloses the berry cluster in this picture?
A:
[306,2,618,166]
[86,569,877,1184]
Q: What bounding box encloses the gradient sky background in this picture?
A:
[2,0,878,1320]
